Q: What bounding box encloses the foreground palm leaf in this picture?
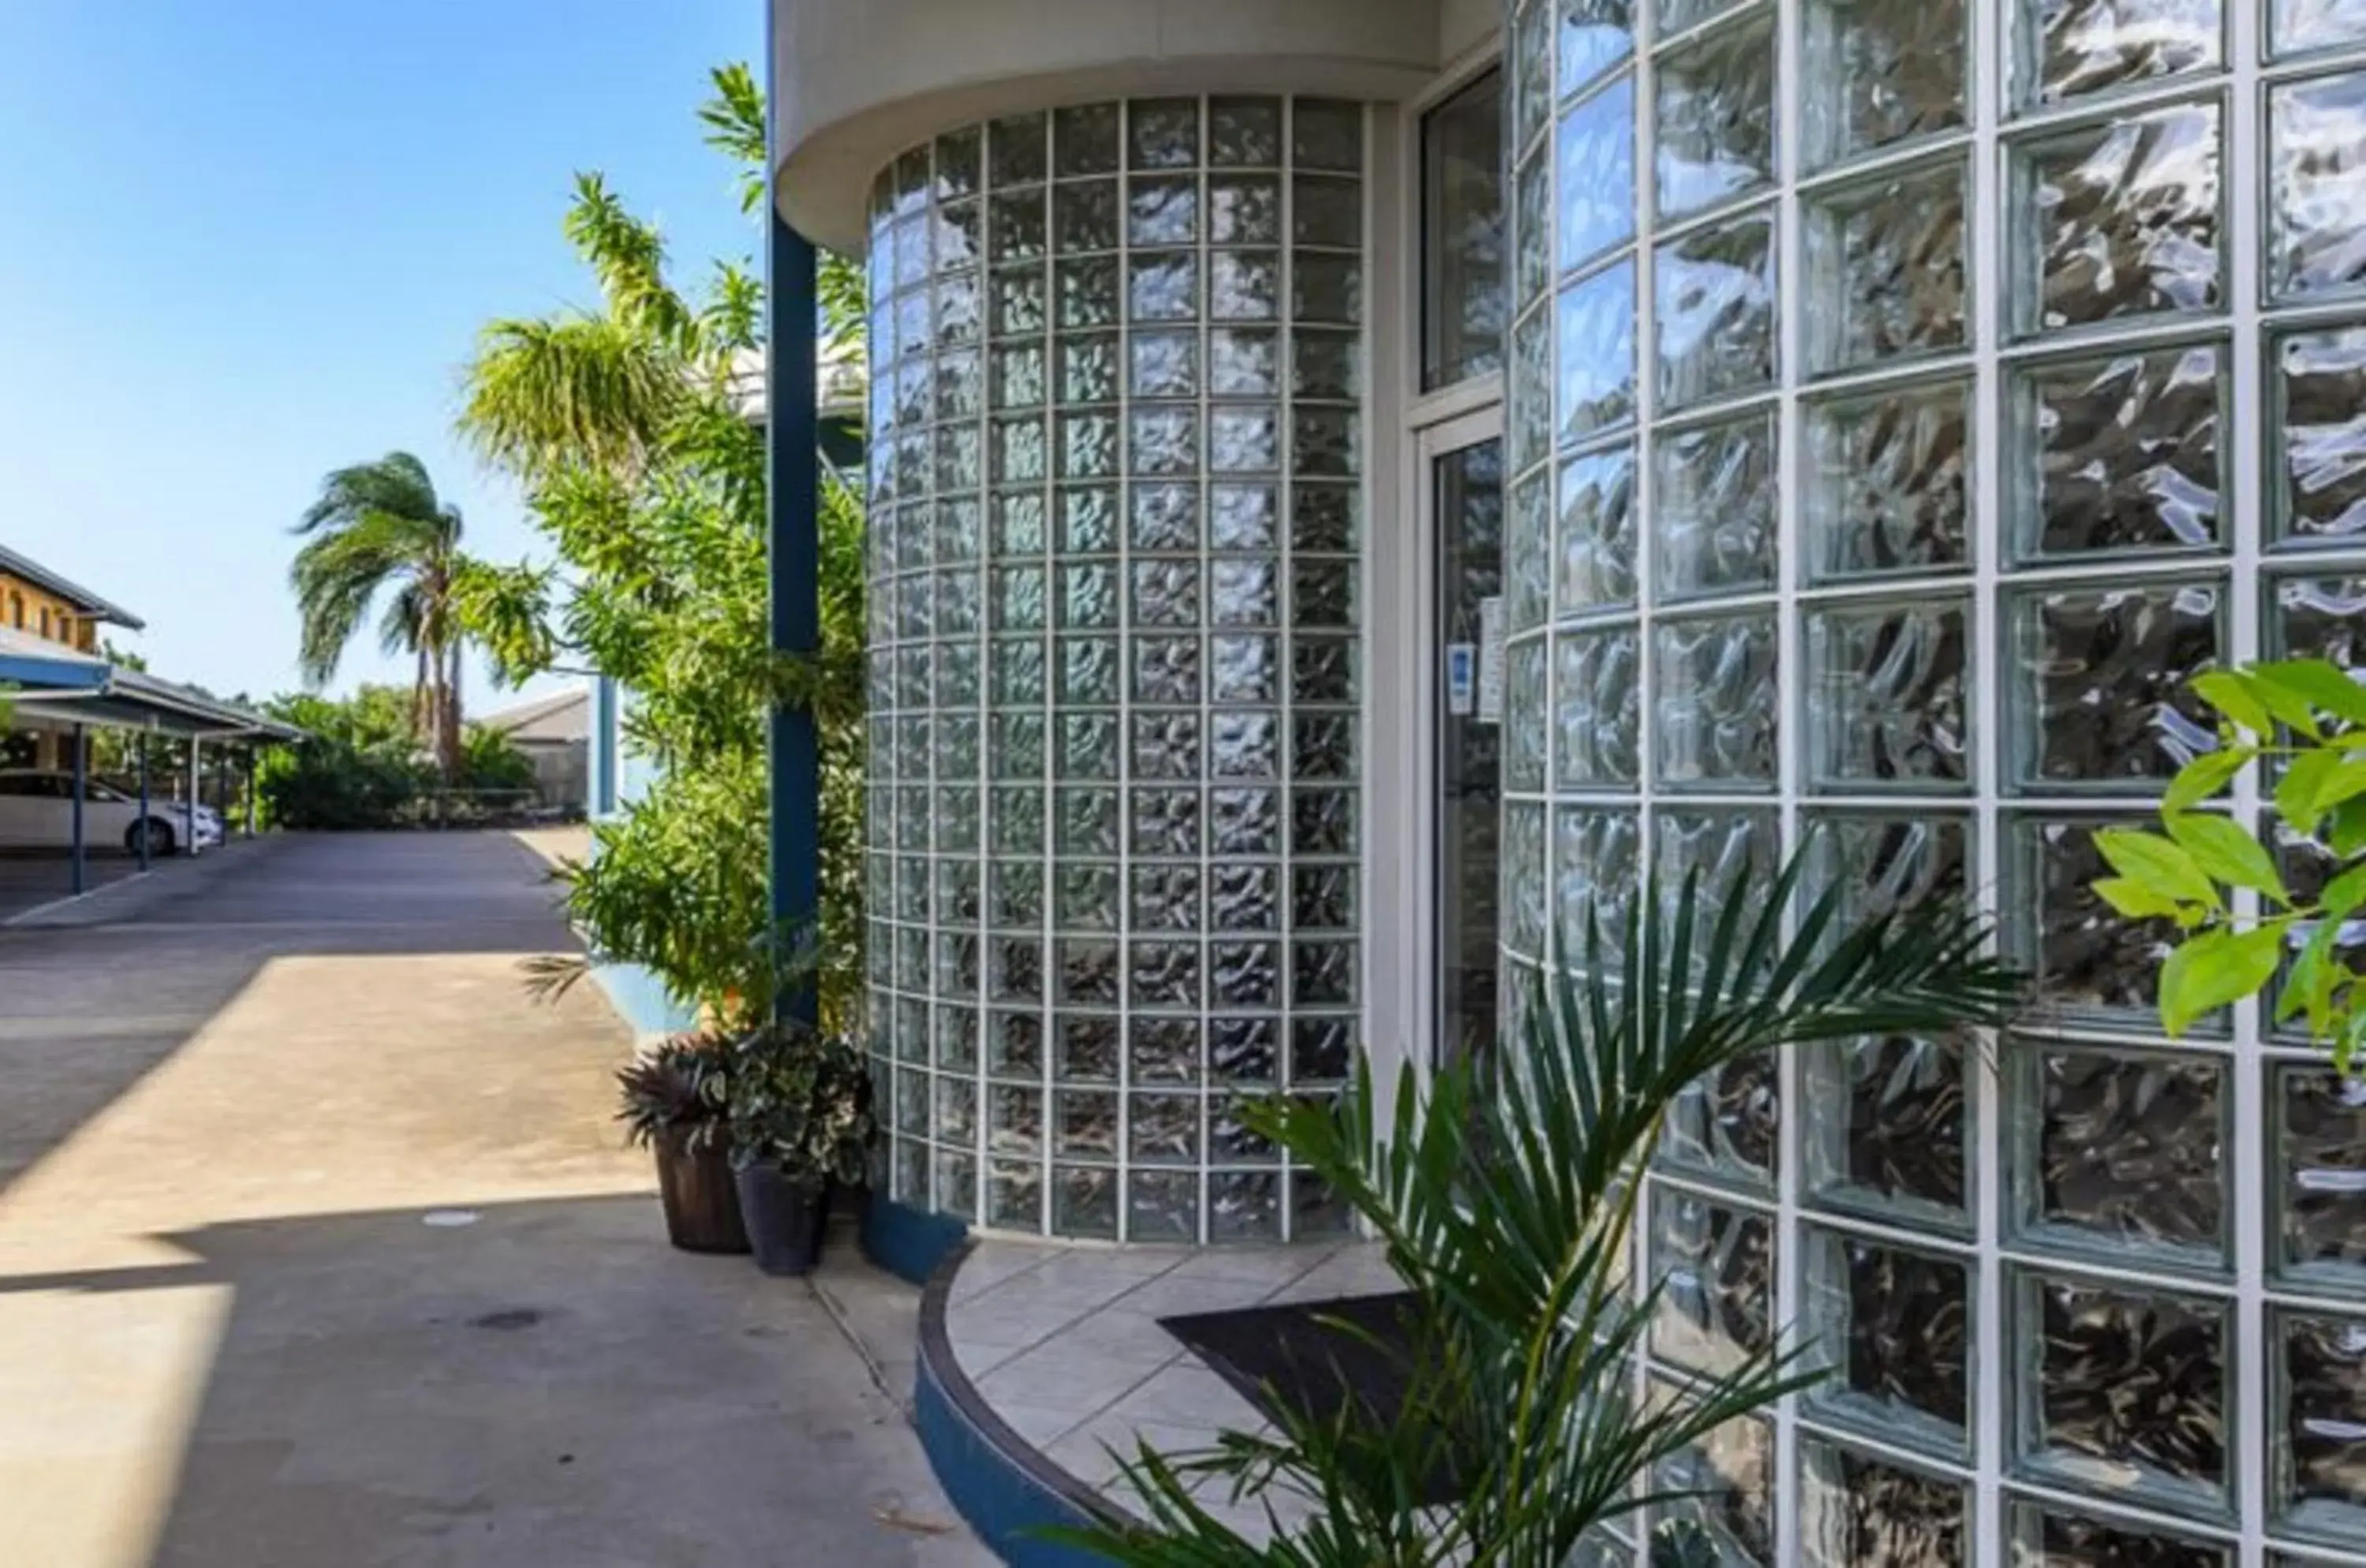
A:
[1055,851,2021,1567]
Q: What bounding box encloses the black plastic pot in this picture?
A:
[653,1129,749,1254]
[733,1163,830,1276]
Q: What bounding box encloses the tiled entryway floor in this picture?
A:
[940,1238,1401,1539]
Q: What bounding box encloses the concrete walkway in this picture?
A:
[0,832,992,1568]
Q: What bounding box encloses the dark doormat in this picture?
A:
[1159,1290,1464,1504]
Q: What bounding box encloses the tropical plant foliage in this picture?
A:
[455,62,868,1032]
[289,452,497,781]
[616,1034,735,1152]
[726,1020,876,1185]
[1058,855,2021,1568]
[2090,656,2366,1069]
[256,685,539,829]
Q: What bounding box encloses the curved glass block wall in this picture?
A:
[1507,1,2366,1563]
[863,99,1368,1242]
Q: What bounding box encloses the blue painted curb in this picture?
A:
[913,1244,1129,1566]
[860,1194,969,1286]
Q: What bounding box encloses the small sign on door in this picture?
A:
[1446,643,1476,716]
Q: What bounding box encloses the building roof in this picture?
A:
[725,340,867,425]
[478,686,589,745]
[0,625,298,741]
[0,543,145,629]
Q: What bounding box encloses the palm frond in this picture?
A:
[460,314,681,481]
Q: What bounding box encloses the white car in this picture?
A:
[0,769,222,856]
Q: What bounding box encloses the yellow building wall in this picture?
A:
[0,569,101,651]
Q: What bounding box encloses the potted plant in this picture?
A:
[615,1035,748,1254]
[726,1020,875,1276]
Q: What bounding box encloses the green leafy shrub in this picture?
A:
[2092,655,2366,1069]
[726,1021,875,1185]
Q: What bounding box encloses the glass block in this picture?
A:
[1513,302,1553,472]
[1210,710,1278,779]
[1210,867,1279,935]
[1295,330,1360,403]
[1803,1228,1972,1453]
[1290,558,1355,629]
[1132,943,1201,1010]
[2279,1309,2366,1537]
[1210,558,1276,628]
[1667,1051,1779,1182]
[1056,712,1119,781]
[1504,800,1548,958]
[1554,807,1641,960]
[2271,70,2366,303]
[1124,1019,1198,1088]
[2013,1270,2229,1513]
[1053,181,1119,257]
[2275,326,2366,543]
[1128,1168,1200,1242]
[1294,174,1361,249]
[1211,941,1280,1008]
[993,491,1047,556]
[1207,174,1279,247]
[1058,637,1120,706]
[1658,208,1776,411]
[1208,484,1278,552]
[991,644,1049,719]
[992,564,1047,632]
[987,1159,1043,1230]
[1802,0,1966,170]
[1807,596,1972,790]
[989,1082,1044,1154]
[1289,1017,1355,1085]
[1055,563,1117,633]
[1502,638,1549,792]
[1128,639,1199,710]
[1552,629,1642,785]
[1513,0,1554,150]
[1134,786,1205,857]
[1054,334,1116,407]
[1657,810,1779,943]
[988,111,1047,187]
[1293,635,1359,703]
[2277,1066,2366,1286]
[1292,864,1357,931]
[1655,613,1778,790]
[987,1010,1043,1078]
[2009,580,2222,790]
[1799,1443,1969,1568]
[1295,487,1357,553]
[1559,0,1635,95]
[1293,713,1357,782]
[1292,943,1357,1008]
[1293,252,1361,326]
[2275,0,2366,56]
[1060,487,1118,554]
[1558,259,1638,442]
[1655,410,1778,600]
[1806,156,1967,375]
[1293,409,1357,480]
[1291,99,1362,173]
[1210,250,1281,320]
[1199,330,1275,400]
[1208,1170,1282,1241]
[1050,1164,1116,1238]
[2022,0,2222,106]
[1292,789,1357,857]
[1211,634,1278,702]
[1516,147,1552,311]
[991,415,1047,485]
[2016,343,2225,561]
[1129,97,1200,169]
[1556,446,1638,614]
[1656,10,1775,220]
[1054,102,1120,177]
[2017,102,2222,335]
[1209,787,1278,856]
[1058,1015,1121,1081]
[1651,1187,1775,1374]
[1558,76,1636,271]
[1209,406,1280,476]
[1210,96,1282,167]
[1507,468,1551,633]
[991,263,1047,337]
[2007,1503,2229,1568]
[1057,940,1121,1009]
[1805,1034,1971,1228]
[1806,379,1970,581]
[1119,406,1193,479]
[2019,1040,2226,1263]
[1129,251,1197,323]
[1655,1404,1774,1567]
[1128,332,1196,401]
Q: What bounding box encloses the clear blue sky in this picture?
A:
[0,0,761,709]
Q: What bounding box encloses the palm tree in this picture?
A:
[1060,853,2022,1568]
[289,452,475,781]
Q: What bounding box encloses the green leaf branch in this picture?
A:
[2092,657,2366,1069]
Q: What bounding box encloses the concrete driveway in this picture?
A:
[0,831,991,1568]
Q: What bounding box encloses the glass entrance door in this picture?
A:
[1428,427,1503,1070]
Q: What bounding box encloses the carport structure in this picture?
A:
[1,625,301,897]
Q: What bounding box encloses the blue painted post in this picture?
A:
[136,729,150,871]
[187,737,200,857]
[69,723,85,895]
[767,201,821,1023]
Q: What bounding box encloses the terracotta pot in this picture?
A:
[653,1128,749,1254]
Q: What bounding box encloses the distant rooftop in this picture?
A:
[0,542,145,629]
[724,338,866,426]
